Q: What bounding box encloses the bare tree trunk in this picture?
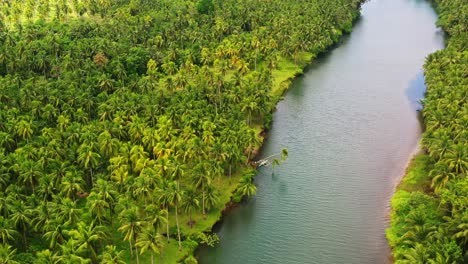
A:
[90,167,94,187]
[202,191,206,216]
[135,244,140,264]
[175,204,181,250]
[166,207,170,241]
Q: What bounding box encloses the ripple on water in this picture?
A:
[197,0,444,263]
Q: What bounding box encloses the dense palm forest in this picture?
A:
[0,0,365,263]
[387,0,467,263]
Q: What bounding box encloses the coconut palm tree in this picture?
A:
[135,227,164,264]
[56,238,89,264]
[66,221,105,264]
[204,184,220,213]
[442,144,467,175]
[157,178,173,242]
[430,163,456,193]
[182,188,199,227]
[401,243,429,264]
[58,198,82,227]
[43,220,66,250]
[167,181,183,249]
[118,208,143,262]
[87,192,110,225]
[192,163,212,216]
[77,143,101,188]
[0,217,18,245]
[9,200,32,250]
[236,172,257,198]
[0,244,19,264]
[100,245,126,264]
[18,159,42,194]
[15,119,34,143]
[144,204,167,233]
[60,170,85,201]
[35,249,58,264]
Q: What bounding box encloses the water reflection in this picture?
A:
[405,73,426,111]
[198,0,444,263]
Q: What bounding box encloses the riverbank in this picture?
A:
[177,7,367,264]
[386,0,467,262]
[198,0,448,262]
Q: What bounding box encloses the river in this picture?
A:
[197,0,444,263]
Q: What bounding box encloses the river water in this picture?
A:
[198,0,444,263]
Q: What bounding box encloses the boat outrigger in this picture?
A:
[254,150,287,168]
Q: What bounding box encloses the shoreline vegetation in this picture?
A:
[0,0,366,263]
[386,0,467,263]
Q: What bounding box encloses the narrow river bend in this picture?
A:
[198,0,444,263]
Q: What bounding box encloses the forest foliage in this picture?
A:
[387,0,467,263]
[0,0,365,263]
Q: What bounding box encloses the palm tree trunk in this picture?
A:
[90,168,94,187]
[110,208,114,229]
[189,210,192,226]
[22,229,28,250]
[254,49,258,70]
[89,246,98,264]
[135,244,140,264]
[129,240,133,256]
[151,253,154,264]
[202,191,206,216]
[175,204,181,250]
[166,208,170,241]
